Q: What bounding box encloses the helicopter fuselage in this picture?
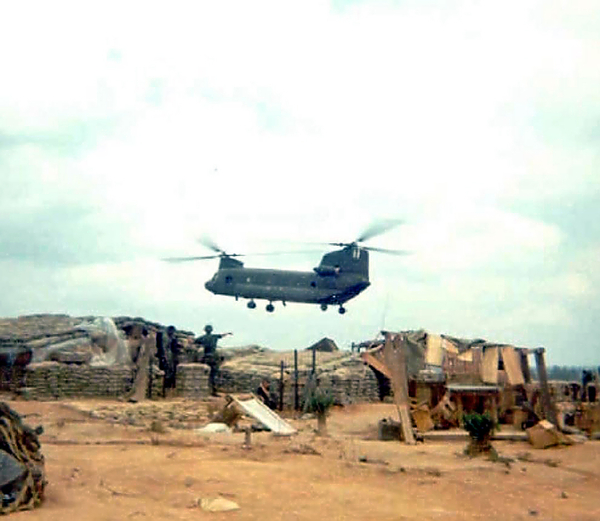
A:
[204,245,371,312]
[205,267,370,305]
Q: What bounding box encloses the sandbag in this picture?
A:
[0,403,46,513]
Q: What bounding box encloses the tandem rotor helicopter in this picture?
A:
[164,220,408,314]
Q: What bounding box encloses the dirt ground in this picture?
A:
[4,398,600,521]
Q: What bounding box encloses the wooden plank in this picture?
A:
[480,346,499,384]
[501,346,525,386]
[383,333,416,445]
[425,334,444,366]
[231,394,296,435]
[360,351,392,379]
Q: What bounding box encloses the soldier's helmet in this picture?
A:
[204,324,213,333]
[167,325,176,335]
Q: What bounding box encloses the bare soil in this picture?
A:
[5,399,600,521]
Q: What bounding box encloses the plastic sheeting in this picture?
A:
[76,317,131,366]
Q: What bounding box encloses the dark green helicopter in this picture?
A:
[164,220,407,314]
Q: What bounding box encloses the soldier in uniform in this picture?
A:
[193,325,232,396]
[256,378,276,409]
[163,326,181,395]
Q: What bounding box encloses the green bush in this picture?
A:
[307,388,335,415]
[463,413,495,441]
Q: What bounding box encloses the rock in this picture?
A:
[199,497,240,512]
[195,423,232,434]
[526,420,571,449]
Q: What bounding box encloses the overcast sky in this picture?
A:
[1,1,598,365]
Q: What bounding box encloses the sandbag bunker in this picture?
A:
[0,402,45,514]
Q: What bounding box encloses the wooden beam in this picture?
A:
[383,333,416,445]
[360,352,392,379]
[534,347,558,425]
[519,349,532,383]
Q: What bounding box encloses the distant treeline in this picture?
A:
[542,365,599,382]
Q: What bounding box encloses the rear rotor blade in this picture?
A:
[356,219,404,243]
[197,235,224,254]
[362,246,410,256]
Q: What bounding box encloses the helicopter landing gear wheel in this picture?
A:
[320,304,328,312]
[266,303,275,313]
[338,306,346,315]
[247,300,256,309]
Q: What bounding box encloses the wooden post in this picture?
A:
[294,349,299,411]
[534,347,558,425]
[519,350,531,383]
[383,333,416,445]
[456,394,464,426]
[490,394,499,425]
[279,360,284,411]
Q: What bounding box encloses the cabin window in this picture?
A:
[225,275,233,284]
[310,281,317,288]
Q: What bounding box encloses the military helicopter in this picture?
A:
[164,220,407,314]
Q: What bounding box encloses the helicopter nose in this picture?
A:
[205,280,214,293]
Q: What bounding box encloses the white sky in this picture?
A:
[1,0,599,364]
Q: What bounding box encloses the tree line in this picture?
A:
[542,365,599,382]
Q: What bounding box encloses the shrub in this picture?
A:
[307,388,334,416]
[463,412,496,457]
[463,413,495,441]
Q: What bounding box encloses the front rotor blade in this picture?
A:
[162,255,222,262]
[357,219,404,243]
[363,246,411,256]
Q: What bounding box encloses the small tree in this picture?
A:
[463,412,497,457]
[307,388,335,436]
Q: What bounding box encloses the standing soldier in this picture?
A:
[194,325,232,396]
[163,326,181,395]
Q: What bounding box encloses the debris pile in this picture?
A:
[0,402,46,514]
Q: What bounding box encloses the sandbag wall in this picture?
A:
[216,365,380,407]
[316,367,380,404]
[22,362,135,399]
[176,363,211,398]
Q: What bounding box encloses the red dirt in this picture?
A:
[6,400,600,521]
